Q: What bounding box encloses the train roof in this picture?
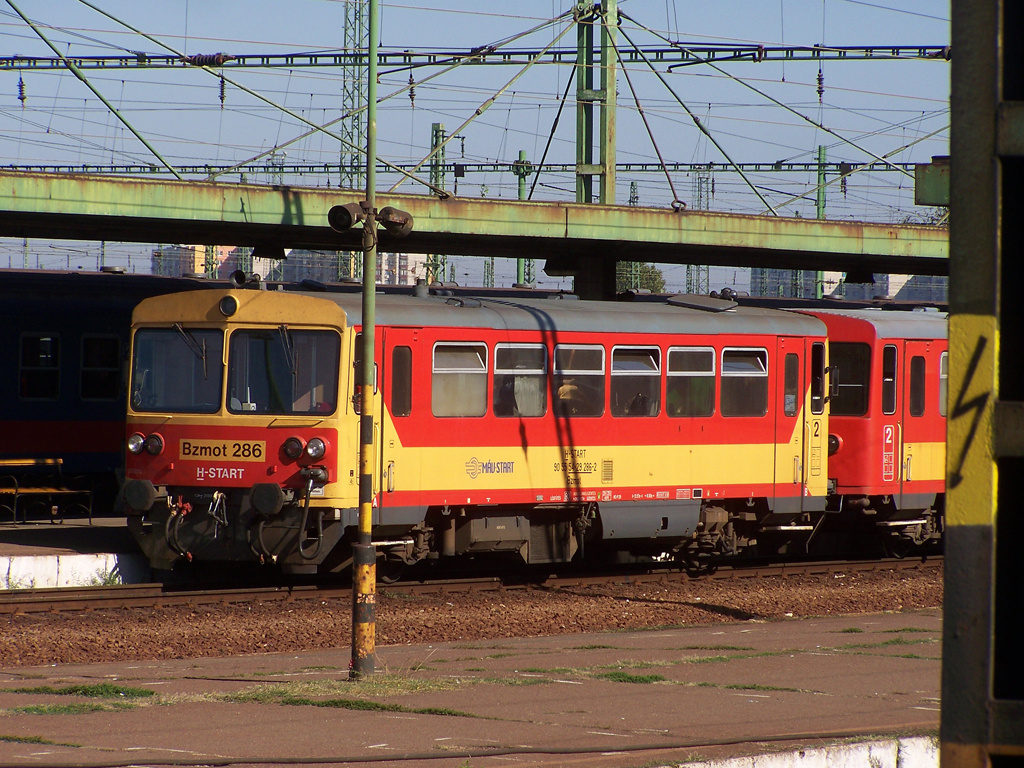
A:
[801,307,948,341]
[298,289,828,338]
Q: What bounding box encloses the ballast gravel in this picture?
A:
[0,567,942,669]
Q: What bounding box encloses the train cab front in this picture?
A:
[121,289,356,576]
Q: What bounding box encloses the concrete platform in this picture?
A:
[0,517,149,588]
[0,609,941,767]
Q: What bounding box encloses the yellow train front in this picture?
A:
[122,286,831,576]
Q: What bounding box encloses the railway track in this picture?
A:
[0,556,941,615]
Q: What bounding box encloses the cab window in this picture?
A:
[228,328,340,415]
[829,342,870,416]
[131,327,223,413]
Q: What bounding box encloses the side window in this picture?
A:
[666,347,715,417]
[493,344,547,418]
[20,334,60,400]
[721,348,768,417]
[810,342,826,415]
[910,355,926,417]
[939,351,949,418]
[784,353,799,417]
[432,342,486,417]
[553,344,605,417]
[882,345,898,415]
[81,336,121,400]
[611,346,660,417]
[390,346,412,417]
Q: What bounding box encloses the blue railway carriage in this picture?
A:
[0,268,218,516]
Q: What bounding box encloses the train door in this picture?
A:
[378,328,422,516]
[899,340,931,508]
[879,343,901,493]
[774,337,805,514]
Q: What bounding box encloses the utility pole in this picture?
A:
[815,144,826,298]
[512,150,534,285]
[568,0,618,298]
[425,123,447,283]
[351,0,380,681]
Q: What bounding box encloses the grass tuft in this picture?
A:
[596,671,667,684]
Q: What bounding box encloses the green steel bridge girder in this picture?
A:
[0,171,948,276]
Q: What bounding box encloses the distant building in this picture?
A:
[894,275,948,304]
[150,245,427,286]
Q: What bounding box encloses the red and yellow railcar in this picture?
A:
[122,287,830,575]
[803,308,947,555]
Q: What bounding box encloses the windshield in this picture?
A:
[131,328,224,413]
[227,328,340,415]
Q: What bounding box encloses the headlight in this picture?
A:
[219,294,239,317]
[827,434,841,456]
[144,433,165,456]
[283,436,304,460]
[127,433,146,455]
[305,437,326,460]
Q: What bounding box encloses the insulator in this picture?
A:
[841,175,848,197]
[817,69,824,104]
[183,52,236,67]
[17,76,25,106]
[408,72,415,107]
[220,75,226,107]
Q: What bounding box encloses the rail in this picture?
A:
[0,557,941,615]
[0,458,93,525]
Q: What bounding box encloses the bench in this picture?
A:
[0,458,93,525]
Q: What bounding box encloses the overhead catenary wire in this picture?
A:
[387,12,576,194]
[615,20,779,215]
[630,14,917,181]
[5,0,183,178]
[609,29,685,209]
[72,0,447,197]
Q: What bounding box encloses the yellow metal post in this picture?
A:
[942,0,1024,763]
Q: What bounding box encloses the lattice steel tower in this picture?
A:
[341,0,368,191]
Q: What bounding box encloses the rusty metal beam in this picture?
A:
[0,171,948,275]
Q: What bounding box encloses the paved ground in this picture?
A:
[0,608,941,768]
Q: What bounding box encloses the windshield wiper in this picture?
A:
[278,324,296,375]
[174,323,208,379]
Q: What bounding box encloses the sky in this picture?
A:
[0,1,950,289]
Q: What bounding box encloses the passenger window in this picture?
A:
[666,347,715,417]
[611,346,660,417]
[391,346,412,417]
[553,345,604,417]
[494,344,547,418]
[910,355,926,417]
[721,348,768,417]
[882,345,898,415]
[20,334,60,400]
[784,353,799,417]
[829,342,871,416]
[810,342,826,415]
[432,343,487,417]
[81,336,121,401]
[939,351,948,418]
